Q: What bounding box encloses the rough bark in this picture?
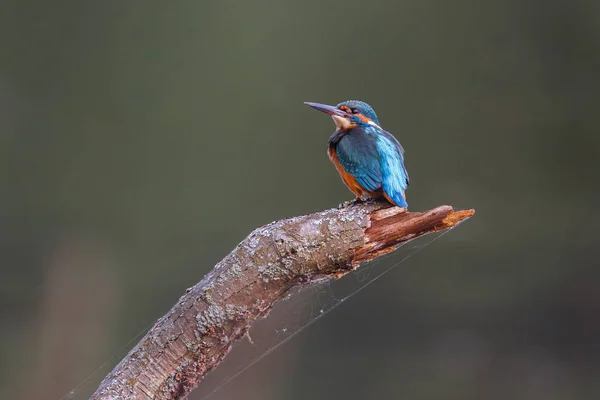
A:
[90,201,474,400]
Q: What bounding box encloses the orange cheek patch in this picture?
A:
[358,114,371,123]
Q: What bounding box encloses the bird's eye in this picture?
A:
[351,108,359,114]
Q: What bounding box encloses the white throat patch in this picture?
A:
[331,115,383,131]
[332,115,352,130]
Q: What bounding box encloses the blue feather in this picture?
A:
[336,130,382,192]
[376,133,409,207]
[335,125,409,207]
[336,100,380,125]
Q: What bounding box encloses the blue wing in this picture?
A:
[376,130,409,207]
[335,127,409,207]
[336,130,382,192]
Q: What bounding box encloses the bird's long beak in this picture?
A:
[304,102,347,117]
[304,101,352,130]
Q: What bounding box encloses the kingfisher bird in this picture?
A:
[305,100,409,208]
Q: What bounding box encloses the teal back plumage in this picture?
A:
[333,123,409,207]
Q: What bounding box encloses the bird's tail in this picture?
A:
[383,191,408,208]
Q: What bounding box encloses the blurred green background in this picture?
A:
[1,1,599,399]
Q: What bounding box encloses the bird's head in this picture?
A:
[304,100,382,131]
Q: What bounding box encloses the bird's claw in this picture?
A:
[338,197,362,209]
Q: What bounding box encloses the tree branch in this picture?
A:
[90,201,474,400]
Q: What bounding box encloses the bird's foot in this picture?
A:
[338,197,362,209]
